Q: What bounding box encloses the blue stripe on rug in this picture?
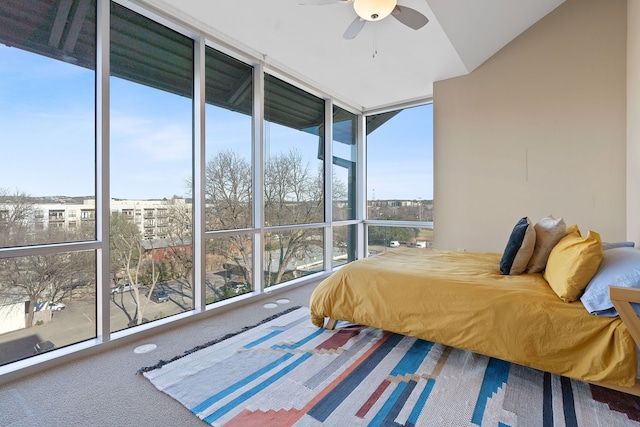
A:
[242,316,319,349]
[561,376,578,427]
[406,378,435,427]
[202,352,313,424]
[273,327,325,350]
[374,380,418,427]
[307,333,405,423]
[369,339,436,426]
[190,353,295,414]
[390,339,435,376]
[192,327,323,416]
[242,330,283,349]
[543,372,553,427]
[471,357,511,426]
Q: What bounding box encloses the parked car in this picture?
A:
[148,288,169,303]
[388,240,400,247]
[34,340,56,354]
[49,302,66,311]
[33,301,48,312]
[110,283,135,294]
[227,281,248,294]
[33,301,65,312]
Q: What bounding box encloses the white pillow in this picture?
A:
[581,247,640,315]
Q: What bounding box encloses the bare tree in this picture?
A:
[264,149,323,226]
[110,212,159,326]
[161,197,195,303]
[0,191,94,326]
[201,150,254,292]
[205,150,252,230]
[203,147,338,289]
[206,233,253,286]
[263,149,324,285]
[0,188,35,247]
[0,250,90,327]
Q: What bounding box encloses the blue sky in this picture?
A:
[367,104,434,200]
[0,45,96,198]
[1,44,433,201]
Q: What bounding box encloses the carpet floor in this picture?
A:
[141,307,640,426]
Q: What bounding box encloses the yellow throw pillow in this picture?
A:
[564,224,579,237]
[543,229,604,302]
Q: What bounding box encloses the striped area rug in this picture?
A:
[141,307,640,426]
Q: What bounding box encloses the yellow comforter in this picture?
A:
[310,249,637,387]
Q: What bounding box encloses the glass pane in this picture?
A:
[205,46,253,231]
[366,104,433,222]
[368,199,434,223]
[109,3,194,331]
[0,1,96,247]
[0,250,96,366]
[367,226,433,256]
[264,75,324,226]
[205,234,253,304]
[332,107,357,221]
[264,228,324,287]
[333,224,357,268]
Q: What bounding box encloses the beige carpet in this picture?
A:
[0,282,317,426]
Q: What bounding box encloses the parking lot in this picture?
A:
[0,280,194,366]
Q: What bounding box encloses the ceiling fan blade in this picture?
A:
[298,0,340,5]
[343,17,366,40]
[391,6,429,30]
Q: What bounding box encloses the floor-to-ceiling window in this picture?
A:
[366,103,434,254]
[332,106,358,267]
[203,46,254,303]
[0,0,98,364]
[0,0,433,374]
[264,74,325,286]
[109,2,194,331]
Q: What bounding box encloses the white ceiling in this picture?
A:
[138,0,565,111]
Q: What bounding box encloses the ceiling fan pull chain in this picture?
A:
[373,24,378,58]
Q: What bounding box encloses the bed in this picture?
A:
[309,248,640,394]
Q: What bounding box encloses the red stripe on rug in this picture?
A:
[590,384,640,422]
[356,379,391,418]
[223,408,304,427]
[315,325,367,350]
[225,330,394,427]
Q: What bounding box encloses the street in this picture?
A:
[0,278,201,367]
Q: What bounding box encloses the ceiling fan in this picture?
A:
[299,0,429,40]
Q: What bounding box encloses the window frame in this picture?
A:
[0,0,433,379]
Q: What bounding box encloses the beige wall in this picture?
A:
[433,0,627,252]
[629,0,640,244]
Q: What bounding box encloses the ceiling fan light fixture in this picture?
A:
[353,0,397,21]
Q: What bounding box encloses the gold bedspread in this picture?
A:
[309,249,637,387]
